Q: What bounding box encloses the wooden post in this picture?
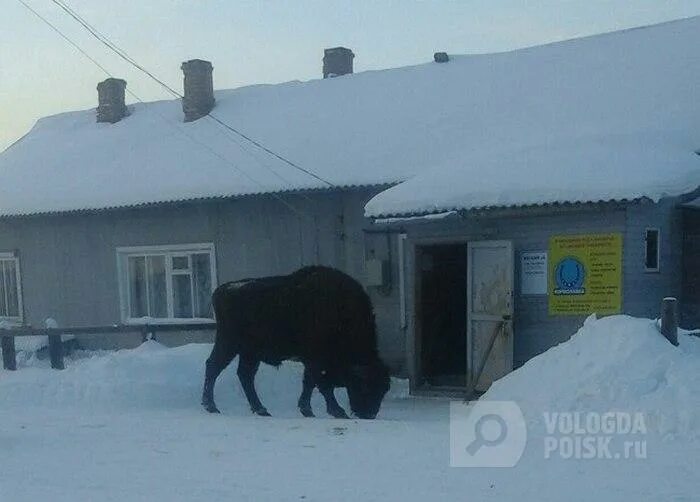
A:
[48,334,65,370]
[661,297,679,346]
[1,336,17,371]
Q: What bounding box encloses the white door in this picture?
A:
[467,240,514,393]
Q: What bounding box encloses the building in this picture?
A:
[362,17,700,393]
[1,18,700,394]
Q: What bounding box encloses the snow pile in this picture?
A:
[364,132,700,216]
[0,341,409,415]
[483,315,700,439]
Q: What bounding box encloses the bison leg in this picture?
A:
[311,368,349,419]
[202,343,237,414]
[237,356,271,416]
[297,366,316,418]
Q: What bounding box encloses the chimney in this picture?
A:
[434,52,449,63]
[181,59,215,122]
[96,78,127,123]
[323,47,354,78]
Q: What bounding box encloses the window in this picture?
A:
[0,253,22,322]
[117,244,216,322]
[645,228,660,272]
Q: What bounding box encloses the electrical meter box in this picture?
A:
[365,258,389,288]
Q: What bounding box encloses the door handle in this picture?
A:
[502,314,512,321]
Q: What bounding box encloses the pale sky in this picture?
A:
[2,0,699,151]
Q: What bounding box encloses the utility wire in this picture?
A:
[50,0,316,197]
[15,0,307,217]
[37,0,306,194]
[50,0,336,188]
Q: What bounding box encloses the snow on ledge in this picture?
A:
[365,133,700,218]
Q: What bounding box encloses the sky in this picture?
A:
[1,1,700,151]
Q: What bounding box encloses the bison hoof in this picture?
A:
[202,402,221,414]
[328,408,350,419]
[299,406,315,418]
[253,407,271,417]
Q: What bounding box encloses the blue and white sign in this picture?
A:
[554,257,586,295]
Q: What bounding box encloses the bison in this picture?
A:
[201,266,390,419]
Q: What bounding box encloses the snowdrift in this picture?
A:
[483,315,700,439]
[1,314,697,439]
[0,341,409,416]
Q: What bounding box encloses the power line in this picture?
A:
[26,0,309,195]
[15,0,308,218]
[49,0,335,188]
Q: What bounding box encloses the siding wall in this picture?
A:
[384,201,680,381]
[0,194,683,378]
[682,208,700,326]
[0,189,400,357]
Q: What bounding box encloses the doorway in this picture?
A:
[416,243,467,388]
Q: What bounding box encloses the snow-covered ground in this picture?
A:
[1,315,698,501]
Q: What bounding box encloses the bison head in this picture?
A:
[346,361,390,419]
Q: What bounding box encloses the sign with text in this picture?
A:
[521,252,547,295]
[548,233,622,315]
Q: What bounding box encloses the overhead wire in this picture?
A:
[49,0,335,188]
[15,0,309,218]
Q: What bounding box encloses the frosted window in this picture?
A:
[121,246,214,320]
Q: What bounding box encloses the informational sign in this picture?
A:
[548,233,622,315]
[521,252,548,295]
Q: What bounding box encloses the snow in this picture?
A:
[484,314,700,439]
[3,17,700,217]
[1,315,698,500]
[365,133,700,217]
[363,17,700,216]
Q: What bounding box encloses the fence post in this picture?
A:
[1,336,17,371]
[48,334,65,370]
[661,297,679,346]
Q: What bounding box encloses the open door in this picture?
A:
[467,241,514,393]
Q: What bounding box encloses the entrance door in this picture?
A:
[416,244,467,389]
[467,241,514,393]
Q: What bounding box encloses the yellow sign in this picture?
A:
[548,233,622,316]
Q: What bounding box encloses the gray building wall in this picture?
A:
[681,207,700,326]
[0,188,407,367]
[0,193,685,379]
[368,200,682,382]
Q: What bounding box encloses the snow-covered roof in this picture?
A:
[366,133,700,217]
[365,16,700,217]
[2,17,700,217]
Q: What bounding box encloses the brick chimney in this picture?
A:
[434,52,449,63]
[181,59,215,122]
[323,47,354,78]
[96,78,127,123]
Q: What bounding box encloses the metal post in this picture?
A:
[1,336,17,371]
[48,334,65,370]
[661,297,679,346]
[140,324,156,342]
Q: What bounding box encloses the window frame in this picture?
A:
[0,252,23,324]
[644,228,661,273]
[116,243,217,324]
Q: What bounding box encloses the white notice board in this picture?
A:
[521,252,548,295]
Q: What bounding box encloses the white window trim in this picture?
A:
[116,243,217,324]
[644,228,661,273]
[0,252,23,325]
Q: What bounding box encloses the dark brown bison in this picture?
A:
[201,266,390,419]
